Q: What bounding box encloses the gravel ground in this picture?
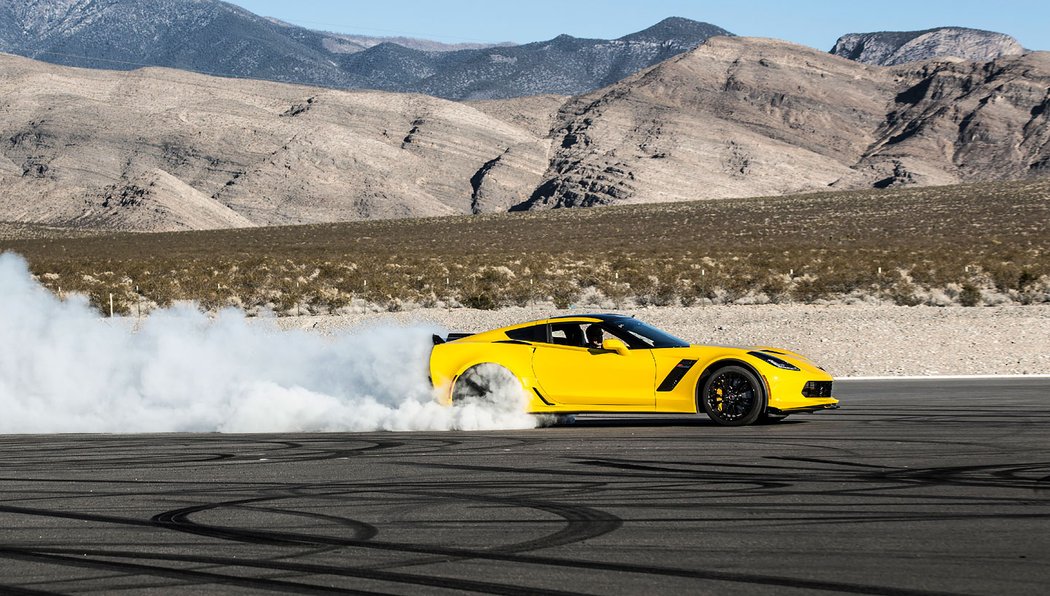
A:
[271,305,1050,377]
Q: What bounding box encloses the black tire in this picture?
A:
[451,363,520,405]
[699,365,767,426]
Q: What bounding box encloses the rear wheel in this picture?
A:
[700,365,766,426]
[451,363,521,405]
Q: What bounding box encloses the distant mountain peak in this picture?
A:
[0,3,735,100]
[831,27,1025,66]
[619,16,733,45]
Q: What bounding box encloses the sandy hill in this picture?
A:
[0,53,553,230]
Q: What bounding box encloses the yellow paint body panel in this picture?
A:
[429,317,838,417]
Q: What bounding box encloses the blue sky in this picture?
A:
[229,0,1047,51]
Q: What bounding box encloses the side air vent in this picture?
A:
[657,359,697,392]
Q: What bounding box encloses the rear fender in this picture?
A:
[430,342,537,405]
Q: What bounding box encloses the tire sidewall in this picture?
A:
[700,365,767,426]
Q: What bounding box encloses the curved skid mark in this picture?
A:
[0,545,968,596]
[0,547,586,596]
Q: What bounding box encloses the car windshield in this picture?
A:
[606,318,689,349]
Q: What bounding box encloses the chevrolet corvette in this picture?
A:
[430,314,838,426]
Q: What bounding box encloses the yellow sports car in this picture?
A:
[430,314,838,426]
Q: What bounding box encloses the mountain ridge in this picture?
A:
[1,37,1047,232]
[0,0,732,99]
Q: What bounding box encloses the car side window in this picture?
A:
[549,322,586,347]
[505,324,548,343]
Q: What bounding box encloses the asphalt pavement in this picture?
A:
[0,378,1047,595]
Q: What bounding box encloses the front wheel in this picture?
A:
[700,366,767,426]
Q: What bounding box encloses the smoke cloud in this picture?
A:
[0,253,538,433]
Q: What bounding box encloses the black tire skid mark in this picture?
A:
[0,548,396,596]
[355,488,625,570]
[0,583,63,596]
[414,456,1050,498]
[147,486,622,569]
[381,459,1050,533]
[232,503,380,542]
[279,479,620,558]
[0,544,969,596]
[863,462,1050,491]
[0,437,411,471]
[151,496,375,547]
[0,547,588,596]
[139,489,979,595]
[0,486,1013,593]
[573,457,1050,504]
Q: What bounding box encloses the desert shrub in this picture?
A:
[959,283,982,307]
[759,274,790,303]
[5,177,1048,312]
[681,275,717,305]
[460,290,499,310]
[985,261,1025,292]
[791,276,826,303]
[651,281,679,307]
[504,278,537,307]
[550,282,581,309]
[887,279,923,306]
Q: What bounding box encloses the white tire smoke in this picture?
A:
[0,253,538,433]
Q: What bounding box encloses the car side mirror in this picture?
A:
[602,338,629,355]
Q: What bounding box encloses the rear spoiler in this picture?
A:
[432,332,474,345]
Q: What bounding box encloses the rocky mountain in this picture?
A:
[0,0,730,99]
[344,18,733,100]
[518,37,1049,210]
[831,27,1026,66]
[1,38,1047,231]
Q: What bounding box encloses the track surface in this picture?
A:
[0,379,1047,595]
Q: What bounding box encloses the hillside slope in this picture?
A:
[0,53,550,230]
[516,37,1050,209]
[2,38,1048,231]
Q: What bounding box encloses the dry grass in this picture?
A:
[3,179,1049,315]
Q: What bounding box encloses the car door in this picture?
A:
[531,321,656,407]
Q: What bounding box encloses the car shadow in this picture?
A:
[548,415,810,428]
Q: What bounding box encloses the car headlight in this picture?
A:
[748,351,800,371]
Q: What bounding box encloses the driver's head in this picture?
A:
[586,324,604,347]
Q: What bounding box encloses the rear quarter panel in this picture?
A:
[429,341,539,406]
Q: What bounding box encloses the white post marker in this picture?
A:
[109,293,114,318]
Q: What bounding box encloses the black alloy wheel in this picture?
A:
[700,365,766,426]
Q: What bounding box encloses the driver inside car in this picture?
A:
[585,324,605,349]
